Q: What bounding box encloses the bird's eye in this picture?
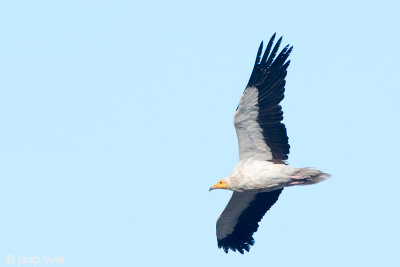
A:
[219,181,223,184]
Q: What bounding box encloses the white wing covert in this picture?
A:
[234,33,292,162]
[216,189,283,253]
[216,34,293,254]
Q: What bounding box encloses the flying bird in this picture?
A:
[209,33,331,254]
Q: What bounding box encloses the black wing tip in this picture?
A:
[248,33,291,88]
[259,34,290,68]
[276,35,283,45]
[268,33,277,48]
[215,191,259,254]
[265,35,283,67]
[218,236,255,254]
[215,189,284,254]
[283,60,291,69]
[255,41,264,65]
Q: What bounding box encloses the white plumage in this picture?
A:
[234,86,272,161]
[209,34,331,254]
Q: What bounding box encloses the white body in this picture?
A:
[229,85,330,192]
[227,160,294,192]
[213,35,331,253]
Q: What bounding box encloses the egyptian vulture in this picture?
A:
[209,34,330,254]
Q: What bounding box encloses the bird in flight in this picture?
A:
[209,33,331,254]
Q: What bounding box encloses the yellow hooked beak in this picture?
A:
[209,179,228,191]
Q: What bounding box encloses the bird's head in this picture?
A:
[209,179,229,191]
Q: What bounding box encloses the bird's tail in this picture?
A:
[289,167,331,186]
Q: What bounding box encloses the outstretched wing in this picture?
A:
[234,34,292,162]
[216,189,283,253]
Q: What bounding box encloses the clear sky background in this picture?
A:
[1,1,399,266]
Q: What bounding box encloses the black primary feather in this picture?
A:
[246,34,293,161]
[216,34,293,254]
[217,189,283,254]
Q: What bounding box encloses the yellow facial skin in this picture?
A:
[209,179,229,191]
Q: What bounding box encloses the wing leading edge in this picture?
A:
[216,189,283,253]
[234,34,292,162]
[217,34,292,253]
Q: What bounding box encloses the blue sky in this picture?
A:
[1,1,399,266]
